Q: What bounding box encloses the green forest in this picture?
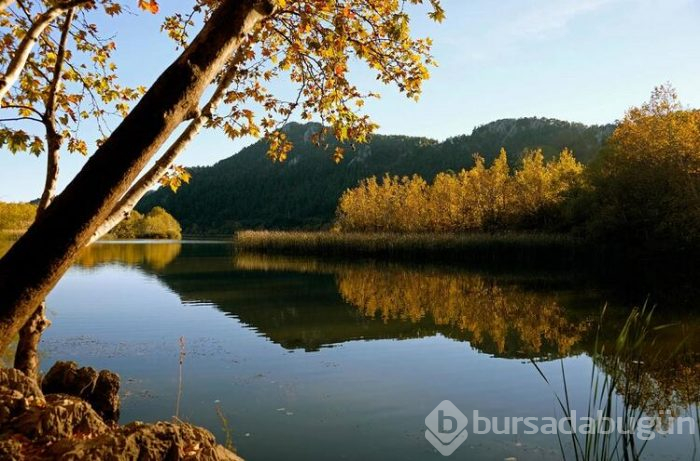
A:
[144,87,700,255]
[138,117,613,232]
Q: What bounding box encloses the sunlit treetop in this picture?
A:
[606,84,700,170]
[161,0,444,163]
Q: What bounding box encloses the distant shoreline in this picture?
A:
[233,230,589,268]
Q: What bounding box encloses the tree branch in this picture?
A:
[38,8,75,214]
[0,0,91,103]
[0,116,42,123]
[1,104,43,117]
[15,9,75,381]
[90,54,245,243]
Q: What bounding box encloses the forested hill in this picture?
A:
[137,118,614,233]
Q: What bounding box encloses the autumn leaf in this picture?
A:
[333,146,345,164]
[138,0,159,14]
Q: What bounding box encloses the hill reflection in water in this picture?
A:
[72,243,699,358]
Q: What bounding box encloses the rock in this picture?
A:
[1,367,243,460]
[94,369,121,423]
[0,367,42,400]
[42,361,120,423]
[0,438,23,461]
[0,368,44,428]
[48,421,244,461]
[10,394,108,443]
[42,360,97,397]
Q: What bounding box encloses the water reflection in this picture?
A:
[66,244,700,409]
[71,244,700,355]
[338,266,590,355]
[236,254,591,355]
[75,241,182,270]
[31,242,700,459]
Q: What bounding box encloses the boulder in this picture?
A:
[0,367,42,400]
[0,366,243,460]
[42,361,120,423]
[10,394,108,443]
[0,368,44,428]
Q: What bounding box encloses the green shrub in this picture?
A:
[109,207,181,240]
[0,202,37,239]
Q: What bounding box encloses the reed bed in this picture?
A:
[234,230,586,266]
[532,304,698,461]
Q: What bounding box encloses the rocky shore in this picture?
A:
[0,362,241,460]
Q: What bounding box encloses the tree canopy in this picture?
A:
[585,85,700,250]
[335,148,584,233]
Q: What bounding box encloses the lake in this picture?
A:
[14,241,700,460]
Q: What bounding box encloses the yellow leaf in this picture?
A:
[138,0,159,14]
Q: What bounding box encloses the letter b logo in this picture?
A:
[439,410,458,434]
[425,401,469,456]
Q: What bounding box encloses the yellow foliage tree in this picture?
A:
[336,147,584,233]
[587,84,700,249]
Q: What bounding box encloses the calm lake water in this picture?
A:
[9,241,700,460]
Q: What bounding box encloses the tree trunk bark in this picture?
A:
[13,302,50,379]
[14,9,75,379]
[0,0,273,351]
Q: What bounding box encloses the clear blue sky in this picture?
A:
[2,0,699,202]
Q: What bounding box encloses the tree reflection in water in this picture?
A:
[27,244,699,425]
[75,241,182,270]
[235,252,700,417]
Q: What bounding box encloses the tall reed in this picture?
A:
[532,304,693,461]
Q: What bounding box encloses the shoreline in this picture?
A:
[233,231,588,268]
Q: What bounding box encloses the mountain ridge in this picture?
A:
[138,117,615,233]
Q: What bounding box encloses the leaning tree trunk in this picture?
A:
[0,0,274,351]
[13,9,75,379]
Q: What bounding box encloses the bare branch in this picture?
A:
[1,104,43,117]
[0,116,42,122]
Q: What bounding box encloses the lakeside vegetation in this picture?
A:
[0,203,182,241]
[139,118,613,232]
[336,147,583,233]
[236,86,700,262]
[107,207,182,240]
[336,87,699,251]
[234,230,584,266]
[0,202,36,240]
